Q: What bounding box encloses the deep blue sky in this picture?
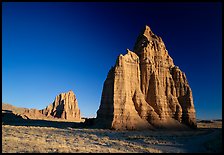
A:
[2,2,222,119]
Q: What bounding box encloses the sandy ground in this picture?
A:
[2,121,222,153]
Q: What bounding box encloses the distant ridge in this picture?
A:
[2,90,82,122]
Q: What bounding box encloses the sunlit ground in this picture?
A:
[2,120,222,153]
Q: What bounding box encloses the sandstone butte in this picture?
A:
[95,25,197,130]
[23,90,81,121]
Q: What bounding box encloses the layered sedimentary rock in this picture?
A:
[41,90,81,121]
[96,25,197,130]
[23,109,48,119]
[96,50,156,130]
[2,103,48,120]
[2,91,81,121]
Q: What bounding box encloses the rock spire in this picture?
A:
[95,25,197,130]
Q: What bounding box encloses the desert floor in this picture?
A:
[2,120,222,153]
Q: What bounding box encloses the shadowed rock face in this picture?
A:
[96,25,197,130]
[41,90,81,121]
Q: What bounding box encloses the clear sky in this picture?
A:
[2,2,222,119]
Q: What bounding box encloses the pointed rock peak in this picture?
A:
[127,48,132,54]
[145,25,151,32]
[126,49,138,58]
[96,25,197,130]
[67,90,75,95]
[68,90,73,93]
[142,25,154,38]
[119,54,123,57]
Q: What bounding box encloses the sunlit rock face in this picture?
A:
[41,90,81,121]
[8,90,81,121]
[95,25,197,130]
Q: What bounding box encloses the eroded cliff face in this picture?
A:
[4,90,81,121]
[97,51,157,130]
[41,90,81,121]
[96,25,197,130]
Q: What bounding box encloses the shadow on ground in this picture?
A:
[2,111,86,129]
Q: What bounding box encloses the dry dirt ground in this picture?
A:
[2,120,222,153]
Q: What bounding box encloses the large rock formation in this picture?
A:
[41,90,81,121]
[95,25,197,130]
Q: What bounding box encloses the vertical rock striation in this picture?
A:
[96,25,197,130]
[41,90,81,121]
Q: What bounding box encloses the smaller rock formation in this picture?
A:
[2,90,82,122]
[41,90,81,121]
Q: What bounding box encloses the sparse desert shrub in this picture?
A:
[2,124,222,153]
